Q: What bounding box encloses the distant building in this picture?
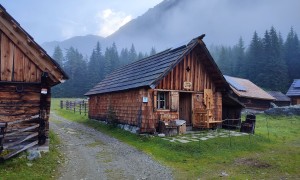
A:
[286,79,300,105]
[267,91,291,107]
[224,75,275,111]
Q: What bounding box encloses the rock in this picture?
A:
[26,163,33,167]
[220,171,229,177]
[27,150,41,161]
[158,133,166,137]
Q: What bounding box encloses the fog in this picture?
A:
[107,0,300,52]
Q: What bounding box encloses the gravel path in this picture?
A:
[50,113,173,180]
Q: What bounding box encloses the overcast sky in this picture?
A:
[0,0,163,43]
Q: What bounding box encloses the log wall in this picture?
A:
[239,97,272,110]
[291,97,300,105]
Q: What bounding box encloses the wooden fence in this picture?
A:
[0,115,42,162]
[60,100,88,116]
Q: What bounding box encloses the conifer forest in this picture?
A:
[52,27,300,97]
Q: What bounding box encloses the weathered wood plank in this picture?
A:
[1,33,14,81]
[13,46,25,81]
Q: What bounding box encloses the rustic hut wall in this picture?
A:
[155,50,222,126]
[156,51,216,92]
[0,84,51,134]
[88,88,155,132]
[0,32,51,138]
[274,101,291,107]
[290,97,300,105]
[238,97,272,110]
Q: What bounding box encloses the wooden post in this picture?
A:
[79,103,82,115]
[38,72,48,145]
[73,101,76,113]
[60,100,63,109]
[66,100,69,110]
[84,102,87,116]
[0,122,8,153]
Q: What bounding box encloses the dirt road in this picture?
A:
[50,113,173,180]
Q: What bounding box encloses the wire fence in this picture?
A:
[60,100,88,116]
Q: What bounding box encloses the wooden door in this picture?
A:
[179,93,192,125]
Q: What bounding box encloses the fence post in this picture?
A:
[66,100,69,110]
[84,101,87,116]
[60,100,63,109]
[73,101,76,113]
[79,103,82,115]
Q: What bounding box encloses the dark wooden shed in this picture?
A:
[267,91,291,107]
[224,75,275,111]
[0,5,68,159]
[85,35,238,133]
[286,79,300,105]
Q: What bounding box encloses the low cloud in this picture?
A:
[96,9,132,37]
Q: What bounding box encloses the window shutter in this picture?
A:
[170,91,179,111]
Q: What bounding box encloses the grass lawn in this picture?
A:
[0,131,62,180]
[52,98,300,179]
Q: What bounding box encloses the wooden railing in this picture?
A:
[60,100,88,116]
[0,115,41,162]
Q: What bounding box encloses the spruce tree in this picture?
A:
[104,47,112,77]
[63,47,88,97]
[245,31,264,83]
[232,37,245,77]
[120,48,129,65]
[88,42,104,89]
[128,44,137,62]
[150,47,156,56]
[52,46,64,67]
[51,46,65,97]
[284,27,300,81]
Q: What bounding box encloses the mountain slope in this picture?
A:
[42,0,300,56]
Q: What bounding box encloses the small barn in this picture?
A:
[0,5,68,159]
[86,35,238,133]
[267,91,291,107]
[286,79,300,105]
[224,75,275,111]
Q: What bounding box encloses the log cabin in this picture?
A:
[224,75,275,111]
[0,5,68,159]
[267,91,291,107]
[286,79,300,105]
[86,35,243,133]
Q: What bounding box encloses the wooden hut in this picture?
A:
[224,75,275,111]
[0,5,68,159]
[85,35,239,133]
[286,79,300,105]
[267,91,291,107]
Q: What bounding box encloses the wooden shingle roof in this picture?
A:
[286,79,300,97]
[86,34,227,96]
[224,75,275,100]
[267,91,290,102]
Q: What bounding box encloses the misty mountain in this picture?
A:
[42,0,300,56]
[43,35,105,56]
